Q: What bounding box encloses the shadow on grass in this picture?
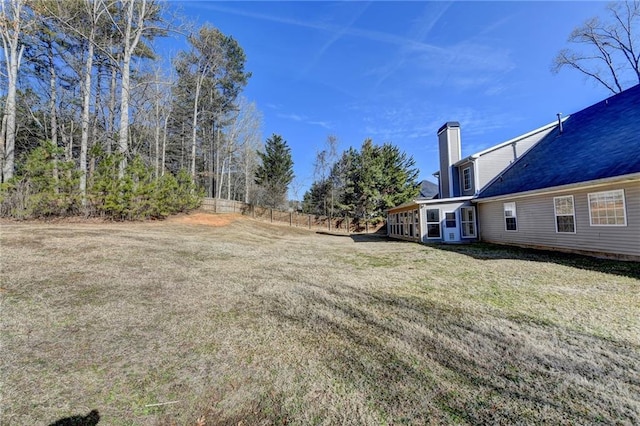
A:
[262,284,640,424]
[48,410,100,426]
[315,230,398,244]
[433,242,640,280]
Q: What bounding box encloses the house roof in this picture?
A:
[418,179,439,198]
[477,84,640,200]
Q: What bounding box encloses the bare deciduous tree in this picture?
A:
[553,1,640,94]
[0,0,29,182]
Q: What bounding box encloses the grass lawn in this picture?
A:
[1,212,639,425]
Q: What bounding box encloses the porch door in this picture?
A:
[444,211,460,242]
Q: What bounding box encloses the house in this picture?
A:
[388,118,560,243]
[388,84,640,260]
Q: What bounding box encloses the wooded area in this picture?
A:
[0,0,422,221]
[0,0,262,218]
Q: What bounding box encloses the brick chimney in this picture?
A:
[437,122,461,198]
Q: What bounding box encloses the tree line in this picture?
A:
[0,0,264,219]
[0,0,421,221]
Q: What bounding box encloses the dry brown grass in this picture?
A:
[1,213,639,425]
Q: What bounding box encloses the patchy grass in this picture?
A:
[1,214,639,425]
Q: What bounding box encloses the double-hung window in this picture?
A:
[504,202,517,231]
[554,196,575,233]
[588,189,626,226]
[461,207,476,238]
[426,208,441,239]
[462,167,472,192]
[445,212,456,228]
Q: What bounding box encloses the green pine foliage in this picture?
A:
[254,134,294,208]
[0,143,201,220]
[0,140,81,218]
[89,152,202,220]
[303,139,420,222]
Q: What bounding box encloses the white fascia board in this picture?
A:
[473,173,640,203]
[416,196,474,205]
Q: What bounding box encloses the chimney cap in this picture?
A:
[437,121,460,135]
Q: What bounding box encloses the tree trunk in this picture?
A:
[190,74,203,179]
[227,149,231,200]
[80,32,94,205]
[118,0,147,178]
[0,0,25,183]
[108,54,117,154]
[154,96,161,179]
[161,115,169,176]
[49,45,59,191]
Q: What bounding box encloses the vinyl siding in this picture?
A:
[439,146,452,198]
[477,181,640,258]
[418,200,477,243]
[438,126,461,198]
[457,162,475,196]
[476,127,553,189]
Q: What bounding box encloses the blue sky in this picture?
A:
[167,1,613,199]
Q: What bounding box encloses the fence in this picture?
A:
[200,198,382,234]
[200,198,248,213]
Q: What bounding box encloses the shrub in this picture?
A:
[89,151,202,220]
[0,141,81,219]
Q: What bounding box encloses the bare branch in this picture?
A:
[552,1,640,93]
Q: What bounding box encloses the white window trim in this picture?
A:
[461,207,477,238]
[462,166,472,191]
[504,202,517,232]
[445,211,457,228]
[426,208,441,239]
[588,189,627,226]
[554,195,576,234]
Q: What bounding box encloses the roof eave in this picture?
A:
[474,173,640,203]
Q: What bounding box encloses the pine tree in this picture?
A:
[254,134,294,208]
[305,140,419,223]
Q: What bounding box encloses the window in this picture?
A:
[426,208,441,239]
[504,202,517,231]
[463,167,472,191]
[461,207,476,238]
[393,214,398,235]
[445,212,456,228]
[407,211,413,237]
[588,189,626,226]
[554,196,575,233]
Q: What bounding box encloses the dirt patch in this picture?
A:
[166,211,242,227]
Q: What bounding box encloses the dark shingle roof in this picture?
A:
[478,84,640,199]
[418,179,439,198]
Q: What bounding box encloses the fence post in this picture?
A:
[346,217,349,234]
[289,212,292,227]
[308,215,311,229]
[270,209,273,223]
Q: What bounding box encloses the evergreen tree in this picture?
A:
[302,179,331,215]
[304,139,419,223]
[254,134,294,208]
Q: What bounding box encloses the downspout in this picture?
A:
[419,204,426,243]
[472,156,480,196]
